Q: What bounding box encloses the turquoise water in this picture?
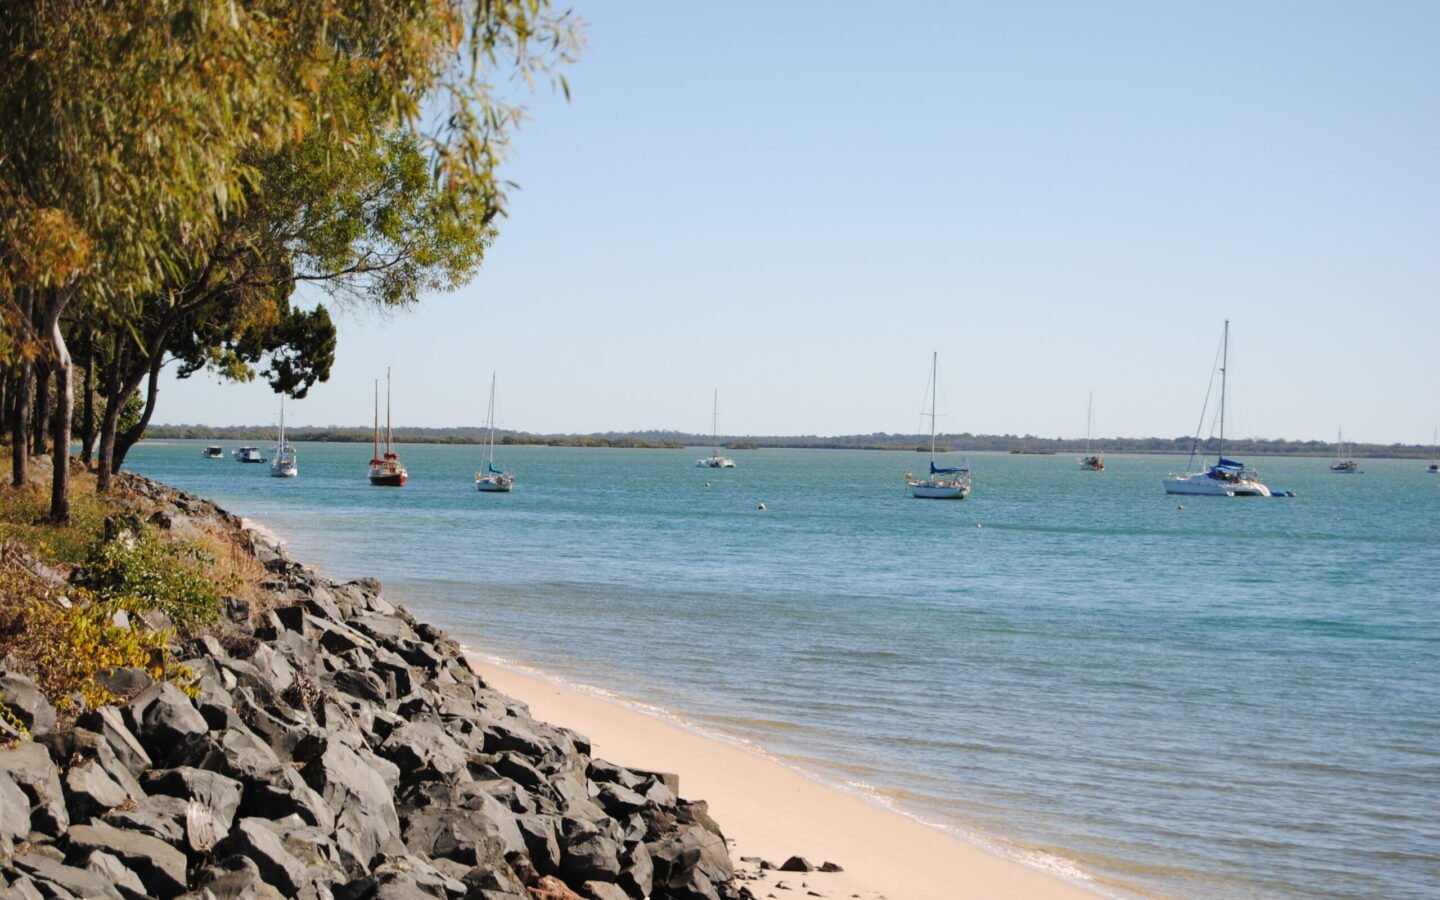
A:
[128,442,1440,898]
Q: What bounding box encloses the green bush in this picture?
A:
[81,515,221,629]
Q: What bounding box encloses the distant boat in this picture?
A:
[203,445,224,459]
[1428,427,1438,474]
[695,389,736,468]
[1163,321,1279,497]
[368,369,408,487]
[475,372,514,493]
[907,352,970,499]
[234,446,266,464]
[1329,427,1360,474]
[270,399,297,478]
[1079,391,1105,471]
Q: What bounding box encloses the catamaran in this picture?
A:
[270,399,297,478]
[1079,391,1104,471]
[1163,321,1279,497]
[907,352,970,499]
[234,446,265,464]
[368,369,408,487]
[695,389,736,468]
[1329,427,1360,473]
[475,371,514,493]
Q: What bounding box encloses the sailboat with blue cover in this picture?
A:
[1164,321,1275,497]
[475,372,514,493]
[908,352,971,499]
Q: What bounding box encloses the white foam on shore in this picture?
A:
[464,644,1103,894]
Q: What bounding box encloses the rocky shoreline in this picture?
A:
[1,476,744,900]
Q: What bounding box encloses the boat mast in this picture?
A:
[486,371,497,467]
[929,351,938,465]
[712,388,719,458]
[385,367,393,455]
[1085,391,1093,457]
[1218,320,1228,463]
[372,380,379,461]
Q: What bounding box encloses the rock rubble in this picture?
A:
[2,478,744,900]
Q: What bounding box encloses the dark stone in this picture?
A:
[123,682,209,759]
[819,861,844,873]
[0,672,56,735]
[222,595,253,625]
[75,705,153,778]
[141,767,245,837]
[0,740,69,835]
[91,667,155,700]
[583,881,631,900]
[676,800,725,841]
[215,818,308,896]
[778,856,814,872]
[79,849,149,899]
[648,825,733,897]
[516,813,562,872]
[12,852,124,899]
[378,721,469,782]
[100,794,189,846]
[239,766,336,833]
[65,822,188,898]
[620,840,654,898]
[297,735,404,869]
[63,759,130,821]
[1,770,31,850]
[195,854,287,900]
[560,820,622,882]
[332,668,388,705]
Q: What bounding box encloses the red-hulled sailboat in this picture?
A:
[368,368,408,487]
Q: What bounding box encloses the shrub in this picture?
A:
[80,514,223,629]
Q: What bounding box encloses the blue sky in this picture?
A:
[157,1,1439,444]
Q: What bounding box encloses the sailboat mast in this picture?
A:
[386,367,393,454]
[1218,320,1228,462]
[1085,391,1093,457]
[486,372,497,466]
[372,380,379,461]
[929,351,938,464]
[712,388,719,457]
[279,398,285,447]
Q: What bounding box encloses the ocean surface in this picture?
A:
[127,441,1440,898]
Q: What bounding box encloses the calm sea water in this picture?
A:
[127,441,1440,898]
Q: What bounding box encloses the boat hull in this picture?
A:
[369,473,407,487]
[476,477,513,493]
[1079,455,1105,471]
[270,466,297,478]
[1163,474,1271,497]
[909,481,970,500]
[695,457,736,468]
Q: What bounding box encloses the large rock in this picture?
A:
[123,682,209,758]
[100,793,189,846]
[648,825,733,898]
[560,820,622,882]
[0,740,69,835]
[141,766,245,837]
[64,759,130,821]
[1,770,33,850]
[193,854,287,900]
[12,851,125,899]
[66,822,188,898]
[79,848,150,899]
[75,706,152,778]
[297,735,404,870]
[378,721,469,782]
[215,818,308,896]
[0,672,56,735]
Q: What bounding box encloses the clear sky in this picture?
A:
[156,0,1439,444]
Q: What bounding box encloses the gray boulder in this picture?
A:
[101,793,189,846]
[193,854,287,900]
[79,849,149,899]
[215,817,308,896]
[0,672,56,735]
[2,770,33,850]
[123,683,209,758]
[66,822,188,898]
[560,820,622,882]
[12,851,124,899]
[0,740,69,835]
[619,841,654,898]
[378,722,469,782]
[142,767,245,836]
[297,736,403,870]
[74,706,152,778]
[63,759,130,821]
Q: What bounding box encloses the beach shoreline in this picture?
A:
[466,650,1096,900]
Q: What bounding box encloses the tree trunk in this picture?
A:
[95,334,127,493]
[112,350,165,471]
[42,287,74,523]
[32,363,50,456]
[80,341,96,466]
[11,288,34,486]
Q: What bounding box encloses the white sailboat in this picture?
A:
[1163,321,1278,497]
[695,389,736,468]
[1079,391,1105,471]
[475,372,514,493]
[1329,427,1360,473]
[907,352,970,499]
[269,398,297,478]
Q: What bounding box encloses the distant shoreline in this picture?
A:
[144,426,1439,459]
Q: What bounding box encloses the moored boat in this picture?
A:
[234,446,266,464]
[203,445,224,459]
[270,399,297,478]
[1079,391,1104,471]
[475,372,514,493]
[368,369,408,487]
[907,352,970,500]
[695,388,736,468]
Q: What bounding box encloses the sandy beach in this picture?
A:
[469,657,1093,900]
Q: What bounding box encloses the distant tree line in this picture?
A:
[140,425,1437,459]
[2,1,581,523]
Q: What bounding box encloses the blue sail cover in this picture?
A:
[930,461,969,475]
[1215,457,1245,470]
[487,462,504,475]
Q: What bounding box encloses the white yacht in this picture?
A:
[1329,427,1360,474]
[695,389,736,468]
[1163,321,1279,497]
[203,445,224,459]
[270,399,297,478]
[907,352,970,499]
[475,372,514,493]
[234,446,266,464]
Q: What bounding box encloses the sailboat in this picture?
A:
[1329,427,1360,473]
[694,389,736,468]
[475,372,514,493]
[1427,427,1438,474]
[1163,321,1277,497]
[907,352,970,499]
[269,398,297,478]
[368,368,408,486]
[1079,391,1105,471]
